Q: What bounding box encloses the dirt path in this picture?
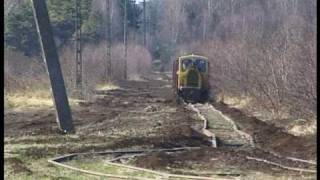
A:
[4,72,316,179]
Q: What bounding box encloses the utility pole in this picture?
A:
[132,1,137,43]
[75,0,83,96]
[106,0,112,82]
[31,0,74,133]
[123,0,127,79]
[143,0,146,47]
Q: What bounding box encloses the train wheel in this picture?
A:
[201,90,209,102]
[176,90,183,104]
[176,95,182,104]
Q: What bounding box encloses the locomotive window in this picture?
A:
[195,59,206,72]
[181,59,193,71]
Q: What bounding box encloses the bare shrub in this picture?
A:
[59,41,152,99]
[5,40,152,102]
[4,49,49,95]
[164,0,316,123]
[127,43,152,80]
[173,25,316,121]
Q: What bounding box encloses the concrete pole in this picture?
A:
[75,0,83,97]
[143,0,146,47]
[31,0,74,133]
[123,0,127,79]
[106,0,112,82]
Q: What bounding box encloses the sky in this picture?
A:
[135,0,148,3]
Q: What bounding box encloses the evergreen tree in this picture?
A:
[118,0,142,31]
[4,0,93,56]
[47,0,91,46]
[82,11,104,42]
[4,1,39,56]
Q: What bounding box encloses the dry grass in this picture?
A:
[216,93,316,137]
[218,94,252,109]
[5,89,51,110]
[242,172,315,180]
[95,83,119,91]
[5,42,152,109]
[287,119,317,137]
[4,90,82,112]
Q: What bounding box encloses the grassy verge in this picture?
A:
[95,83,119,91]
[4,134,115,180]
[4,89,85,112]
[4,133,162,180]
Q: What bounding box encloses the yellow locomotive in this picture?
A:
[172,54,210,103]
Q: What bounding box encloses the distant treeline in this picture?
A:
[4,0,316,120]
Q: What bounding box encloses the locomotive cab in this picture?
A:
[173,54,210,103]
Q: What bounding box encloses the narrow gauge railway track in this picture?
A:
[184,102,254,147]
[48,147,235,180]
[48,99,316,179]
[47,141,316,179]
[184,101,316,172]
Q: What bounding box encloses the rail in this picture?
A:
[47,101,316,179]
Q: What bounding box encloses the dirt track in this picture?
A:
[4,72,316,179]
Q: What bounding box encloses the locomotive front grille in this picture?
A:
[186,69,199,87]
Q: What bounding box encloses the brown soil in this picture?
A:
[212,102,316,160]
[5,157,33,175]
[4,72,316,178]
[133,147,316,175]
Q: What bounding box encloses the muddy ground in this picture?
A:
[4,72,316,179]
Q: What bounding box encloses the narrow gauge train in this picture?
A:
[172,54,210,103]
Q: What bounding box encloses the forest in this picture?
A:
[5,0,316,127]
[4,0,317,179]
